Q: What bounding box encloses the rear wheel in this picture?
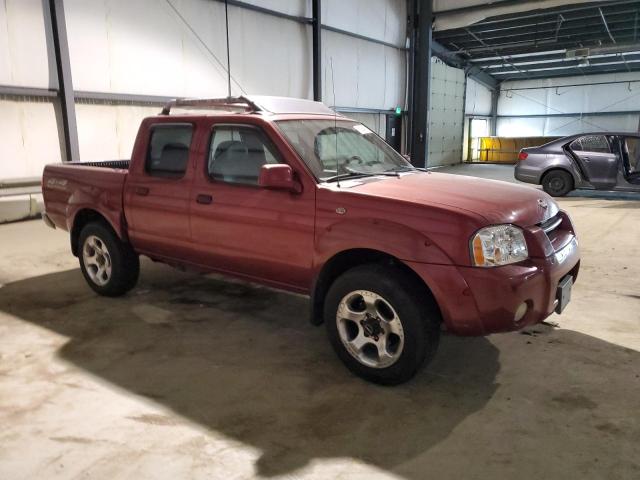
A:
[78,222,139,296]
[542,170,573,197]
[324,264,440,385]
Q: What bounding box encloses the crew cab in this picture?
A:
[42,95,580,384]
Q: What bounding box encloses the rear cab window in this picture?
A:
[146,124,194,178]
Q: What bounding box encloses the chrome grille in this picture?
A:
[539,214,562,234]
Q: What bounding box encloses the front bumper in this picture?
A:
[407,233,580,336]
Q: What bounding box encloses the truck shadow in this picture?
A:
[0,262,637,478]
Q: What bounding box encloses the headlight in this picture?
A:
[471,224,528,267]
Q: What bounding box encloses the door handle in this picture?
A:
[196,194,213,205]
[134,186,149,196]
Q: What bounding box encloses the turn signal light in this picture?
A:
[518,151,528,161]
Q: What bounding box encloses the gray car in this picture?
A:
[514,133,640,196]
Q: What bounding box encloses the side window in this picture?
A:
[576,135,611,154]
[146,124,193,178]
[569,139,582,152]
[208,125,282,185]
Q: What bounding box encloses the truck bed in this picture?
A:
[66,160,130,170]
[42,160,130,233]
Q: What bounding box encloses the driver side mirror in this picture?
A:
[258,164,302,193]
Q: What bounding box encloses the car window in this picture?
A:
[572,135,611,154]
[276,119,409,180]
[208,125,282,186]
[146,124,193,178]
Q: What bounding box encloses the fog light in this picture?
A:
[514,302,528,323]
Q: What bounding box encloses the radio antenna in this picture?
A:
[330,57,340,188]
[224,0,231,97]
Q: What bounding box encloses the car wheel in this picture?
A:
[542,170,574,197]
[324,264,440,385]
[78,222,140,296]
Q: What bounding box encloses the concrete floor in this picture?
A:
[1,164,639,479]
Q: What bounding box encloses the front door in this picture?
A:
[189,122,315,290]
[568,134,618,190]
[124,122,195,260]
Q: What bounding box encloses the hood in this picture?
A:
[344,171,558,226]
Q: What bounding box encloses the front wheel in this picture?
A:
[78,222,139,296]
[542,170,574,197]
[324,264,440,385]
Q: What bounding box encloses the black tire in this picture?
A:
[324,264,440,385]
[78,221,139,297]
[542,169,574,197]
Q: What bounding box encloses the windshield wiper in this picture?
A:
[324,170,400,183]
[385,166,427,173]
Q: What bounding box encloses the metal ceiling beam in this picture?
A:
[471,45,640,66]
[431,41,498,90]
[488,55,640,74]
[434,0,543,16]
[444,22,640,47]
[467,0,640,27]
[450,36,639,57]
[499,64,640,80]
[434,6,640,39]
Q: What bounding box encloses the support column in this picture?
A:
[490,88,499,136]
[408,0,432,168]
[312,0,322,102]
[48,0,80,162]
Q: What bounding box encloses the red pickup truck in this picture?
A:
[42,95,580,384]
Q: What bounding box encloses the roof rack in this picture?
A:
[160,96,262,115]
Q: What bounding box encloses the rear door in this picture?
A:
[568,134,618,189]
[622,136,640,180]
[124,123,195,259]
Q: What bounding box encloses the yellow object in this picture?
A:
[472,136,558,163]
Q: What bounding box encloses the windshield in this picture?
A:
[275,119,413,181]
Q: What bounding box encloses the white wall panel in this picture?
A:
[323,0,406,47]
[0,99,61,179]
[65,0,311,98]
[75,104,159,162]
[499,72,640,116]
[465,77,492,116]
[498,72,640,136]
[0,0,52,88]
[428,59,465,166]
[323,30,405,110]
[344,112,386,137]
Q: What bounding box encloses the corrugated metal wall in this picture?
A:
[0,0,62,177]
[497,72,640,137]
[0,0,407,177]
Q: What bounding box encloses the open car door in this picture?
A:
[568,134,618,190]
[621,135,640,185]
